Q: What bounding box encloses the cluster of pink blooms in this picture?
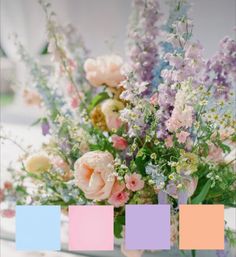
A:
[155,19,205,138]
[108,173,144,208]
[165,87,193,133]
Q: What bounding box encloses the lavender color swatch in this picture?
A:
[125,205,170,250]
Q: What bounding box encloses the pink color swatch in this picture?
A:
[69,205,114,251]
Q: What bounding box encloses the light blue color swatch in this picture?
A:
[16,205,61,250]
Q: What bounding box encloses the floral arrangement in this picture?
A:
[1,0,236,256]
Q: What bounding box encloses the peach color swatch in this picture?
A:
[68,205,114,251]
[179,204,224,250]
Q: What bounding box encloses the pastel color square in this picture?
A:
[179,204,224,250]
[125,205,170,250]
[69,205,114,251]
[16,205,61,250]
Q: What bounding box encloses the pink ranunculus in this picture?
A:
[165,135,174,148]
[108,190,129,208]
[111,135,128,150]
[74,151,115,201]
[176,131,190,144]
[125,173,144,192]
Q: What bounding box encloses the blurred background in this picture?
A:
[0,0,235,256]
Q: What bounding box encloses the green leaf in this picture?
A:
[218,141,231,153]
[88,92,109,112]
[114,215,125,239]
[135,147,151,175]
[192,180,211,204]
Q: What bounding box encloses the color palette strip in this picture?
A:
[15,204,225,251]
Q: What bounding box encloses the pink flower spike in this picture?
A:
[111,135,128,150]
[177,131,190,144]
[108,190,129,208]
[125,173,144,192]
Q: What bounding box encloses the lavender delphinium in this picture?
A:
[204,36,236,100]
[127,0,162,84]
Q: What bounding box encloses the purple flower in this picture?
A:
[127,0,162,84]
[204,36,236,99]
[41,119,50,136]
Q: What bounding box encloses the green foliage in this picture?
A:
[114,215,125,239]
[88,91,110,113]
[135,147,151,175]
[191,180,211,204]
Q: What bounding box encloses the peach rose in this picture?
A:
[84,55,125,87]
[74,151,115,201]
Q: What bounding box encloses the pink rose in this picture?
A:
[84,55,125,87]
[108,190,129,208]
[176,131,190,144]
[125,173,144,192]
[111,135,128,150]
[74,151,115,201]
[108,180,129,207]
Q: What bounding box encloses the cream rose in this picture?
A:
[74,151,115,201]
[25,154,51,173]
